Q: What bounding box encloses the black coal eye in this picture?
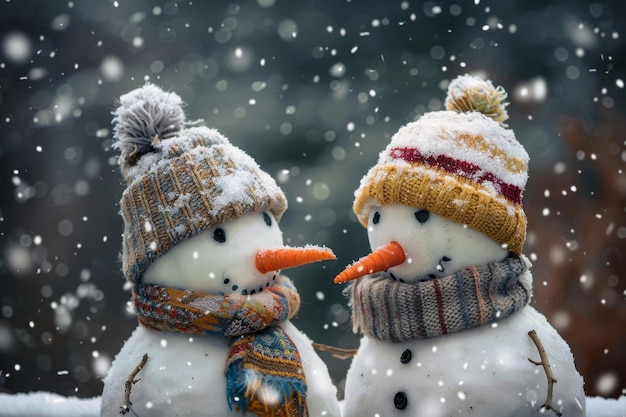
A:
[372,211,380,225]
[263,212,272,227]
[414,210,430,224]
[213,228,226,243]
[394,391,408,410]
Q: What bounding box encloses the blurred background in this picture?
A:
[1,0,625,401]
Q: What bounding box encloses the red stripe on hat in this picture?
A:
[389,147,522,205]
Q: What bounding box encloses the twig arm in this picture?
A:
[528,330,562,417]
[312,342,357,360]
[120,353,148,415]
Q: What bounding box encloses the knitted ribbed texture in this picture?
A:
[119,126,287,283]
[353,75,529,255]
[350,256,532,342]
[134,276,308,416]
[353,159,527,255]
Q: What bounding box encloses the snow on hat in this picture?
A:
[112,84,287,283]
[353,74,529,255]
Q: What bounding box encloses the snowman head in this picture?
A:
[112,84,334,291]
[336,74,528,284]
[142,211,279,294]
[364,204,508,283]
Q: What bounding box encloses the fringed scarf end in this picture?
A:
[226,362,308,416]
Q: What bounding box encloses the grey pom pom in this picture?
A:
[112,84,186,178]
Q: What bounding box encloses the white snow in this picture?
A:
[0,392,99,417]
[381,110,529,187]
[342,307,588,417]
[100,322,340,416]
[587,396,626,417]
[211,169,261,212]
[1,391,625,417]
[1,31,32,64]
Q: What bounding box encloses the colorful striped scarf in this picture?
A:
[350,255,532,342]
[133,276,308,416]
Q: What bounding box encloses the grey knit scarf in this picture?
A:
[350,255,532,343]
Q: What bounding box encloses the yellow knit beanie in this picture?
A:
[353,75,529,255]
[112,84,287,283]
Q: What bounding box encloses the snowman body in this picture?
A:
[101,319,339,416]
[338,204,586,417]
[100,212,341,417]
[342,306,585,417]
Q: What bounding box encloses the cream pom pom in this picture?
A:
[445,74,509,124]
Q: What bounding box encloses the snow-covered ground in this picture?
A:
[586,396,626,417]
[1,392,625,417]
[0,392,100,417]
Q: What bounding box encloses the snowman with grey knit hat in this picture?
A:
[100,84,341,417]
[335,74,586,416]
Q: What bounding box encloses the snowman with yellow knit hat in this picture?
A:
[335,75,586,416]
[100,84,341,417]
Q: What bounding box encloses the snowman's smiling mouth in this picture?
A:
[220,273,278,296]
[426,255,452,280]
[387,255,452,283]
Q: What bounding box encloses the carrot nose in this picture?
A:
[256,246,336,274]
[334,241,406,284]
